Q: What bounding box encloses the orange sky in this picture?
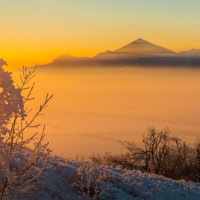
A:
[1,0,200,69]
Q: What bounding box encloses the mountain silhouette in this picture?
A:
[45,39,200,67]
[116,38,175,55]
[95,38,176,60]
[178,49,200,57]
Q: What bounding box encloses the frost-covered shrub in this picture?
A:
[0,60,52,200]
[72,162,114,199]
[90,152,137,170]
[0,60,25,136]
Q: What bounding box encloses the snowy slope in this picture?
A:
[21,158,200,200]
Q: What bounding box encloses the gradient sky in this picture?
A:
[1,0,200,68]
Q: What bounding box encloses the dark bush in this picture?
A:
[91,128,200,182]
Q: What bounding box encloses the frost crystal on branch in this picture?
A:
[0,60,25,135]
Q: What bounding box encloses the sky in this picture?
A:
[0,0,200,68]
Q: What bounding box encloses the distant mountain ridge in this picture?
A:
[178,49,200,57]
[44,38,200,67]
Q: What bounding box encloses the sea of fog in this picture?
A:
[12,66,200,158]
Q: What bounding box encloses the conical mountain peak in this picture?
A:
[133,38,150,44]
[116,38,175,56]
[121,38,154,48]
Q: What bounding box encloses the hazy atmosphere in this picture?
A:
[12,67,200,158]
[1,1,200,199]
[1,0,200,68]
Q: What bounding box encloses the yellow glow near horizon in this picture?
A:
[4,38,200,69]
[1,0,200,68]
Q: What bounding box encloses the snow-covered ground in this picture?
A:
[19,157,200,200]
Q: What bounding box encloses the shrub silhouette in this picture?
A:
[91,128,200,181]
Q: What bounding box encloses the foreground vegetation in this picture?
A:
[1,61,200,199]
[91,128,200,182]
[0,62,52,199]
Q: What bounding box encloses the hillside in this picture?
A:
[22,157,200,200]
